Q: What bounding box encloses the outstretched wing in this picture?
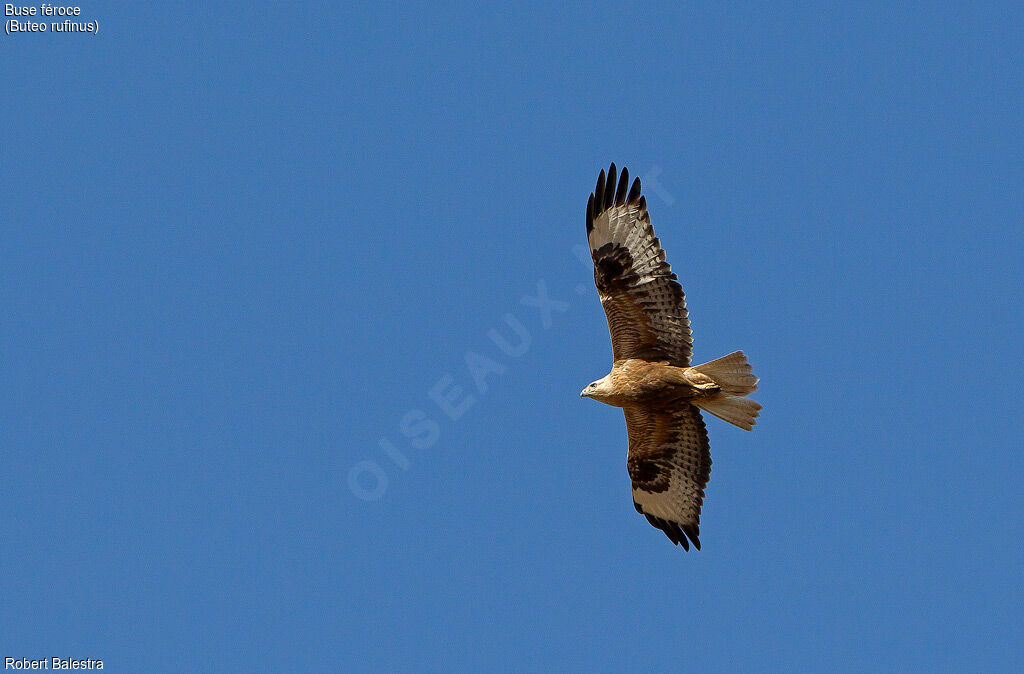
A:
[624,404,711,550]
[587,163,692,366]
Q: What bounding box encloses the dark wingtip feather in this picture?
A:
[586,193,595,233]
[589,164,649,230]
[682,524,701,551]
[628,176,642,204]
[615,166,629,205]
[605,164,617,210]
[644,513,697,551]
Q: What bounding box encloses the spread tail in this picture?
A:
[690,351,761,431]
[694,395,761,431]
[690,351,758,396]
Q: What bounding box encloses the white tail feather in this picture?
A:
[694,396,762,431]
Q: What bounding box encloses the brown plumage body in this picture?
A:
[582,359,720,408]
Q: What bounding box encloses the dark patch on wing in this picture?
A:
[627,454,669,492]
[592,242,634,294]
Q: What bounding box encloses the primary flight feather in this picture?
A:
[580,164,761,550]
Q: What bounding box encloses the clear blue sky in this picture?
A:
[2,2,1022,671]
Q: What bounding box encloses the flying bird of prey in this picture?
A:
[580,164,761,550]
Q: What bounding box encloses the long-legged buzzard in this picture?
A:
[580,164,761,550]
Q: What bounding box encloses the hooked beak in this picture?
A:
[580,388,589,398]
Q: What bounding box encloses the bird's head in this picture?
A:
[580,375,613,401]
